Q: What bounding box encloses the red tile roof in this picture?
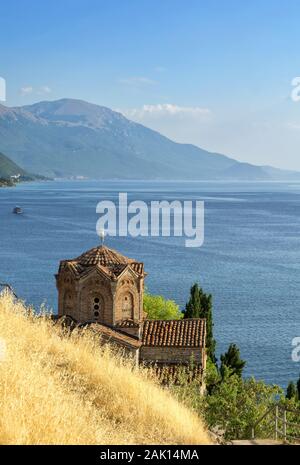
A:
[87,323,142,349]
[75,245,131,267]
[116,319,141,328]
[142,319,206,348]
[58,245,145,279]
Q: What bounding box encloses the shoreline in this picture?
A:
[0,176,51,188]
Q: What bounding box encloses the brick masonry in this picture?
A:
[56,245,207,385]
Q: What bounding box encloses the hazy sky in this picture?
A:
[1,0,300,169]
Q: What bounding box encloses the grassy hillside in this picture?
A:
[0,292,211,445]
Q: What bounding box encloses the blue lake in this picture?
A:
[0,180,300,387]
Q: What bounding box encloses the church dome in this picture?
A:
[74,245,133,266]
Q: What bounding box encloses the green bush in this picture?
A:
[170,363,283,441]
[143,292,182,320]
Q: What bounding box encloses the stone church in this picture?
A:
[56,244,206,384]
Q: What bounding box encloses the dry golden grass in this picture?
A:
[0,292,211,445]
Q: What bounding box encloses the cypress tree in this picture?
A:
[286,381,297,400]
[184,282,216,363]
[220,343,246,378]
[184,283,201,319]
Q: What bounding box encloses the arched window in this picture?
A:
[122,292,134,319]
[91,296,102,320]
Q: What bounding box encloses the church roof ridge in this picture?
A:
[73,244,135,267]
[59,244,145,278]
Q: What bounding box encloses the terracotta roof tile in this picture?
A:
[58,245,145,279]
[130,262,144,275]
[75,245,131,267]
[116,319,140,328]
[87,323,141,349]
[142,319,206,348]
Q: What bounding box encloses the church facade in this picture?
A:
[56,244,206,384]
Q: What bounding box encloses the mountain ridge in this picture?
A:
[0,98,298,180]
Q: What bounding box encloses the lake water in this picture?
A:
[0,180,300,387]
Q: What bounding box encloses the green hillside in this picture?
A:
[0,151,27,178]
[0,151,47,186]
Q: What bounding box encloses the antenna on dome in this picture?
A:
[98,228,105,246]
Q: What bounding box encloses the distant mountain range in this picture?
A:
[0,98,299,181]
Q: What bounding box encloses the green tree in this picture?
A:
[201,372,282,440]
[170,365,283,441]
[297,375,300,401]
[184,283,202,318]
[143,293,182,320]
[204,357,221,395]
[286,381,297,400]
[184,283,216,363]
[220,343,246,379]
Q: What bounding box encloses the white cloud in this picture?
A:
[38,85,52,94]
[117,103,213,151]
[118,76,157,86]
[20,86,33,96]
[20,85,52,97]
[121,103,211,119]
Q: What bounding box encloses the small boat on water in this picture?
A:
[13,206,23,214]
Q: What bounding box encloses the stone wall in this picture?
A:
[140,346,203,364]
[57,267,145,327]
[79,277,113,324]
[98,335,140,367]
[115,272,144,324]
